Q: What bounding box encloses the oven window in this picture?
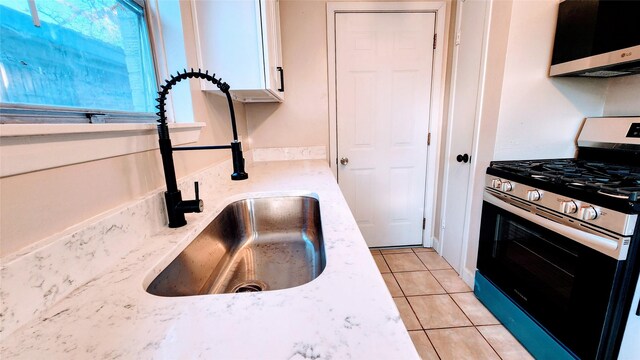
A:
[495,214,579,302]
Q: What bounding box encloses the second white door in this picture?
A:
[440,0,489,272]
[335,12,435,248]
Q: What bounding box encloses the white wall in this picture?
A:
[492,0,607,161]
[603,74,640,116]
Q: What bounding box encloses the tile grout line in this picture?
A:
[421,324,477,331]
[420,329,443,360]
[475,324,534,359]
[379,252,393,274]
[427,269,450,294]
[448,292,479,329]
[390,272,408,298]
[390,269,448,274]
[415,251,438,272]
[476,325,507,360]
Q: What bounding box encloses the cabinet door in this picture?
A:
[191,0,283,102]
[261,0,284,100]
[192,0,265,91]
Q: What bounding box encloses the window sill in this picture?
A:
[0,122,205,177]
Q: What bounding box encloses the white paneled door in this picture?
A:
[441,0,489,272]
[335,12,435,247]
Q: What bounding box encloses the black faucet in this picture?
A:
[156,69,248,228]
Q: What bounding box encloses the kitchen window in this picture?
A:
[0,0,203,177]
[0,0,157,123]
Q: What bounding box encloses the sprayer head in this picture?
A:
[230,141,248,181]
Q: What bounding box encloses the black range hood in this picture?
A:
[550,0,640,78]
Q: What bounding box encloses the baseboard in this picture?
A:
[431,236,441,252]
[461,267,475,288]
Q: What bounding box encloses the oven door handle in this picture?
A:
[484,191,622,257]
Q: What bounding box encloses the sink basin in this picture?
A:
[147,195,326,296]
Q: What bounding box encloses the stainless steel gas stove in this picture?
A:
[475,117,640,360]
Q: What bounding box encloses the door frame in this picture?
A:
[327,1,448,248]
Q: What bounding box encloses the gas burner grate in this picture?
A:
[490,158,640,202]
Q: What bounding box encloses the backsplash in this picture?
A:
[252,146,326,162]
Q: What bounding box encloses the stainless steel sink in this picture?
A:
[147,196,326,296]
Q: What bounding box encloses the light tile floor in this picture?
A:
[371,247,534,360]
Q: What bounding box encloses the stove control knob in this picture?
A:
[491,179,502,189]
[580,206,599,220]
[501,181,513,192]
[561,201,578,214]
[527,190,541,201]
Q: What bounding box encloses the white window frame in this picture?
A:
[0,0,203,177]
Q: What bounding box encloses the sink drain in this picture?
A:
[231,280,268,293]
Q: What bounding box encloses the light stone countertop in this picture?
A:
[1,160,419,359]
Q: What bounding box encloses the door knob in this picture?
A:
[456,154,469,163]
[340,157,349,165]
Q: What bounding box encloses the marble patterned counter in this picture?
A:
[0,160,419,359]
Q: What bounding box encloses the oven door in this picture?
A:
[477,191,623,359]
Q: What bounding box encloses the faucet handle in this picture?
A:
[178,182,204,214]
[193,182,203,212]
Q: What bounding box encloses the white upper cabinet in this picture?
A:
[191,0,284,102]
